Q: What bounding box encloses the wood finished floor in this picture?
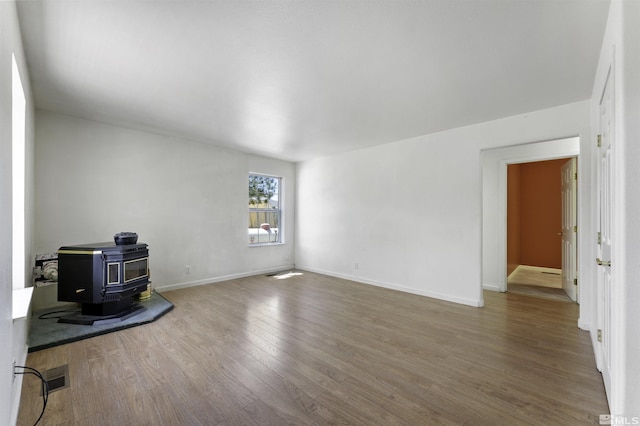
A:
[507,267,572,303]
[508,266,563,289]
[18,271,608,425]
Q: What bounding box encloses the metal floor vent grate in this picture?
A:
[42,364,70,394]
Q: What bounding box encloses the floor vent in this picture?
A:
[42,364,70,394]
[266,271,288,277]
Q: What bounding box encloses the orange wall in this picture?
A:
[507,159,568,271]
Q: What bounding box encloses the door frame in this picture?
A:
[481,137,580,295]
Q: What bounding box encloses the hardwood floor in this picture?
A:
[508,265,562,289]
[18,271,608,425]
[508,265,572,302]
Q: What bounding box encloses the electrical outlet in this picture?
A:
[354,262,359,270]
[185,265,191,275]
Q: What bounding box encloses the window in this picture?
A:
[248,174,282,245]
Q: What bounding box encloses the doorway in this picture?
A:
[481,136,580,295]
[506,158,577,302]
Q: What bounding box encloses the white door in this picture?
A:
[596,69,613,400]
[561,158,577,301]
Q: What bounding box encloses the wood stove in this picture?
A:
[57,241,150,325]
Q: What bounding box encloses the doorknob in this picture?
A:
[596,258,612,267]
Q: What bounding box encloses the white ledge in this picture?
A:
[12,287,33,320]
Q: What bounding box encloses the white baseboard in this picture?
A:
[578,316,590,332]
[155,264,296,293]
[483,283,503,292]
[157,264,485,308]
[296,265,484,308]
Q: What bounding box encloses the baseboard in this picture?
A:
[155,264,296,292]
[507,265,521,280]
[483,283,503,292]
[297,266,484,308]
[578,316,590,332]
[157,264,485,308]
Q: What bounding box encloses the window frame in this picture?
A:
[248,173,283,246]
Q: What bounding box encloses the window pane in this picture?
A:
[248,211,280,244]
[249,175,279,208]
[248,174,282,245]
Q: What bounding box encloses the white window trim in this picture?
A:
[248,173,284,247]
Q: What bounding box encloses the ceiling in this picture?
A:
[16,0,610,162]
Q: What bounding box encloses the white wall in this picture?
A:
[0,1,35,424]
[296,101,591,308]
[590,0,640,417]
[33,111,295,306]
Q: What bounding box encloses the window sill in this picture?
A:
[248,242,285,247]
[12,286,33,320]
